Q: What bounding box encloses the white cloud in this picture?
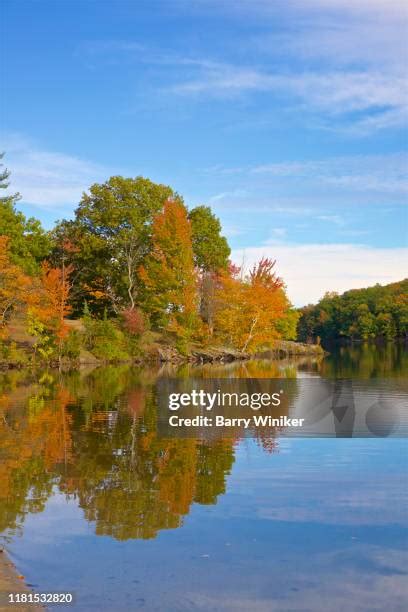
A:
[271,227,287,237]
[296,0,407,16]
[317,215,344,225]
[171,63,403,104]
[1,134,112,210]
[163,0,407,133]
[272,206,313,215]
[252,153,408,194]
[168,61,407,131]
[258,0,408,68]
[232,244,408,306]
[264,227,288,245]
[222,224,248,238]
[78,1,407,134]
[209,189,247,202]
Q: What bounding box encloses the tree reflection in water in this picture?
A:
[0,364,295,541]
[4,344,402,542]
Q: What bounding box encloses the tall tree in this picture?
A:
[139,200,199,345]
[28,262,73,363]
[188,206,230,272]
[53,176,179,314]
[188,206,230,334]
[0,236,32,335]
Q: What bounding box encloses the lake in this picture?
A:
[1,343,407,611]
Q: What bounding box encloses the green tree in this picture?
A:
[354,304,377,339]
[0,153,51,274]
[376,312,396,340]
[297,279,408,343]
[188,206,230,272]
[188,206,230,334]
[53,176,179,314]
[393,294,408,339]
[275,307,300,340]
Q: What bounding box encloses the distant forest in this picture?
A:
[298,280,408,343]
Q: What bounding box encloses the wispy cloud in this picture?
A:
[264,227,288,245]
[1,134,114,211]
[317,215,344,226]
[78,0,407,136]
[255,0,407,66]
[203,153,408,201]
[209,189,247,202]
[252,153,408,195]
[167,1,407,133]
[168,63,407,132]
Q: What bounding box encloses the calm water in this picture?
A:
[0,343,407,611]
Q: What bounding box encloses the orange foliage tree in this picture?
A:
[40,261,73,331]
[139,199,199,347]
[28,261,74,361]
[214,257,291,352]
[0,236,33,336]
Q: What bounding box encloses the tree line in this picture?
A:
[0,153,298,364]
[298,280,408,344]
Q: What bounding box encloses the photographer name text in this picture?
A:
[168,415,305,428]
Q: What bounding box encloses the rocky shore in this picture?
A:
[0,336,324,370]
[256,340,326,359]
[151,340,324,364]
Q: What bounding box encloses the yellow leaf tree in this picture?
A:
[0,236,32,337]
[28,261,73,362]
[214,258,291,352]
[139,200,199,348]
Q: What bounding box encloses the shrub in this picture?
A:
[62,330,82,359]
[83,314,129,362]
[121,307,145,336]
[0,341,29,366]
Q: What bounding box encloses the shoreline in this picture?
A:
[0,340,324,371]
[0,548,43,612]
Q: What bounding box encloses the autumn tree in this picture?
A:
[214,258,293,352]
[28,261,73,362]
[53,176,180,315]
[0,236,33,336]
[139,200,199,348]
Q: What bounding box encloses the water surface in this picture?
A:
[1,344,407,611]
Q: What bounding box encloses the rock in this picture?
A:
[78,349,101,365]
[256,341,326,358]
[156,346,185,364]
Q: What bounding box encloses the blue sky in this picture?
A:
[1,0,407,305]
